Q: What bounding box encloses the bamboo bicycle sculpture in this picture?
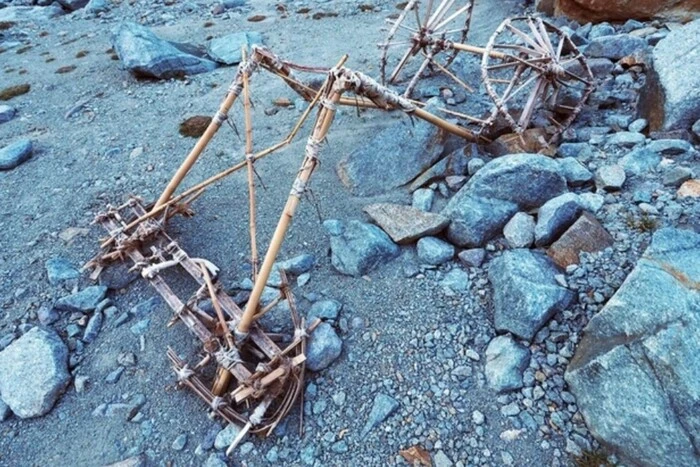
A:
[379,0,594,142]
[87,5,595,455]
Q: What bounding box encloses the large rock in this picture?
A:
[306,323,342,372]
[566,228,700,467]
[584,34,648,60]
[0,5,64,22]
[324,220,400,277]
[484,336,531,393]
[363,203,449,244]
[0,139,32,171]
[337,106,447,196]
[548,212,614,267]
[489,250,574,341]
[112,22,217,80]
[54,286,107,313]
[0,327,70,418]
[553,0,700,22]
[442,154,567,247]
[58,0,89,10]
[640,19,700,132]
[207,32,264,65]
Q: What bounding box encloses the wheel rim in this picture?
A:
[481,16,594,142]
[379,0,474,97]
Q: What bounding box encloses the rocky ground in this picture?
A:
[1,0,699,467]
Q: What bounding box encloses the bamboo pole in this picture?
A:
[153,53,262,210]
[236,69,344,338]
[241,47,259,280]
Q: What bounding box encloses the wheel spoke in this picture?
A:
[423,51,475,92]
[518,77,547,128]
[404,55,433,97]
[427,0,455,29]
[537,19,556,56]
[500,72,538,106]
[506,22,543,53]
[389,46,416,83]
[434,2,472,32]
[493,43,545,57]
[423,0,435,26]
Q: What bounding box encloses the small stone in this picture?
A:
[503,212,535,248]
[307,300,342,323]
[578,193,605,213]
[363,203,449,244]
[82,311,103,343]
[548,212,614,268]
[433,450,453,467]
[361,393,399,436]
[324,220,400,277]
[129,319,150,336]
[207,31,263,65]
[662,166,692,187]
[117,352,137,367]
[214,423,242,450]
[0,139,32,171]
[606,131,646,147]
[416,237,454,265]
[45,258,80,286]
[37,307,59,326]
[485,336,531,393]
[105,367,124,384]
[172,433,187,451]
[54,286,107,313]
[558,158,593,186]
[472,410,485,425]
[595,165,626,191]
[0,327,70,418]
[535,193,583,247]
[204,453,227,467]
[500,402,521,417]
[458,248,485,268]
[629,118,648,133]
[306,323,342,372]
[74,375,89,393]
[467,157,485,175]
[440,268,469,292]
[585,34,647,60]
[0,105,16,124]
[412,188,434,212]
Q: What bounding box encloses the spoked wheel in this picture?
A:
[379,0,474,97]
[480,16,594,142]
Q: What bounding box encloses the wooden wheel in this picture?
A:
[379,0,474,97]
[480,16,594,141]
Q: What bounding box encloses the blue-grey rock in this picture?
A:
[557,142,594,161]
[606,131,646,147]
[629,118,648,133]
[646,139,694,156]
[37,307,59,326]
[99,263,138,290]
[54,286,107,313]
[535,193,583,247]
[578,193,605,213]
[305,323,342,372]
[442,154,566,247]
[308,300,342,323]
[412,188,434,212]
[324,220,399,277]
[82,311,103,344]
[566,228,700,467]
[83,0,109,14]
[0,105,16,124]
[204,453,228,467]
[585,34,647,60]
[440,268,469,292]
[267,254,316,286]
[416,237,454,265]
[484,336,530,393]
[489,250,574,341]
[112,22,217,80]
[619,148,661,176]
[361,393,399,436]
[558,157,593,186]
[0,5,64,22]
[337,102,447,196]
[130,319,150,336]
[207,32,263,65]
[0,139,32,171]
[45,258,79,285]
[457,248,485,268]
[639,19,700,132]
[595,165,626,191]
[503,212,535,249]
[105,366,124,384]
[662,166,693,187]
[172,433,187,451]
[0,327,70,418]
[0,334,15,352]
[131,297,160,318]
[589,23,615,39]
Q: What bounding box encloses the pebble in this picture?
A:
[0,105,16,124]
[172,433,187,451]
[472,410,485,425]
[412,188,434,212]
[595,165,626,191]
[105,367,124,384]
[0,139,33,171]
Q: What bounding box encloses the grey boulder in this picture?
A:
[337,102,447,196]
[0,139,32,171]
[484,336,530,393]
[566,228,700,467]
[534,193,583,247]
[416,237,454,265]
[489,250,573,341]
[442,154,567,247]
[54,286,107,313]
[207,32,263,65]
[324,219,399,277]
[112,22,217,80]
[640,19,700,131]
[0,327,70,418]
[306,323,342,372]
[585,34,647,60]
